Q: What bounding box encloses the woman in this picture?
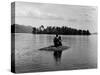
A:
[58,36,62,46]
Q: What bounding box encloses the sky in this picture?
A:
[12,2,97,33]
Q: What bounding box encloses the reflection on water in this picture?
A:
[14,33,97,73]
[53,50,62,65]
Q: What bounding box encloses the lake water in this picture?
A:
[14,33,97,73]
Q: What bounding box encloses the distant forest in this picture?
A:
[11,24,91,35]
[32,25,91,35]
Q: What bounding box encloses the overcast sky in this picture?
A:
[12,2,97,33]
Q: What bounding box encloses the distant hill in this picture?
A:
[11,24,33,33]
[91,32,98,35]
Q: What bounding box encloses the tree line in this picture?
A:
[32,25,91,35]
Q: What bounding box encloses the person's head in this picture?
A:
[59,36,61,40]
[56,34,58,37]
[59,36,61,38]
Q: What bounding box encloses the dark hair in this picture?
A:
[59,36,61,40]
[56,34,58,37]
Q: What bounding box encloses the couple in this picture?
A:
[53,34,62,47]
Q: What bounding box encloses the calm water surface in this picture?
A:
[15,33,97,73]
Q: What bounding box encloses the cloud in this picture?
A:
[38,13,64,20]
[16,5,64,20]
[68,18,78,22]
